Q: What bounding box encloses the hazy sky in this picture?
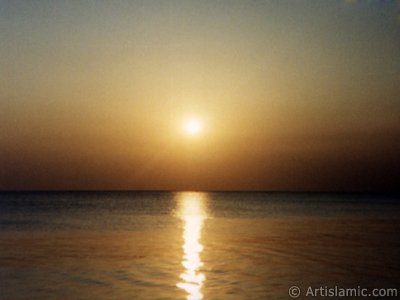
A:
[1,0,399,191]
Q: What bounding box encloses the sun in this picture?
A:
[184,118,203,135]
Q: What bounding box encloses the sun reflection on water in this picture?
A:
[176,192,207,300]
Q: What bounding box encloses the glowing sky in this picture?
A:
[1,0,399,191]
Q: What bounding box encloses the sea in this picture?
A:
[0,191,399,299]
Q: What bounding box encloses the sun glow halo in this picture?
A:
[184,119,203,135]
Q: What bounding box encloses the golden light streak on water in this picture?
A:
[176,192,207,300]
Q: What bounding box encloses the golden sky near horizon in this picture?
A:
[1,0,399,191]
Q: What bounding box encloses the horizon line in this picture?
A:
[1,189,398,195]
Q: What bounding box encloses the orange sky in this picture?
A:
[1,1,399,191]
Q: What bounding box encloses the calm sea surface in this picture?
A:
[1,192,400,299]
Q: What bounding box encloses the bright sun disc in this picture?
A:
[184,119,203,135]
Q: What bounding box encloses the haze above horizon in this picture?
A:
[1,0,399,192]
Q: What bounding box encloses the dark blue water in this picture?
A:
[1,192,398,230]
[1,192,399,299]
